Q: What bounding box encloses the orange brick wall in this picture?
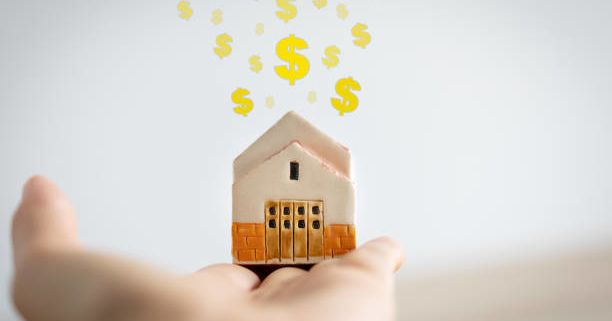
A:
[232,222,265,262]
[324,224,356,258]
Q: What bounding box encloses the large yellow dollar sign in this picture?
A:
[337,4,348,19]
[275,35,309,85]
[249,55,262,73]
[211,9,222,24]
[178,1,192,20]
[313,0,326,9]
[232,88,253,117]
[322,45,340,69]
[352,23,371,49]
[276,0,297,23]
[331,77,360,115]
[214,34,232,59]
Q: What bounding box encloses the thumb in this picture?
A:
[12,175,81,268]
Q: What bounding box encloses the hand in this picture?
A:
[11,176,404,321]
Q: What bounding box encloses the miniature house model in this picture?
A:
[232,111,356,264]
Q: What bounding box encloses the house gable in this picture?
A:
[233,141,355,225]
[233,111,351,183]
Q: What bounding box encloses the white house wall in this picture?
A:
[233,142,355,226]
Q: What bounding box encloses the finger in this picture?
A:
[183,263,260,291]
[12,175,81,268]
[257,267,307,292]
[337,237,405,276]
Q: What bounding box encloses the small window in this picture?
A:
[298,206,305,215]
[283,207,290,215]
[312,206,320,215]
[268,207,276,215]
[298,220,305,228]
[268,220,276,228]
[284,220,290,229]
[290,162,299,180]
[312,220,320,229]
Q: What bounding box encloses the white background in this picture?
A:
[1,0,611,319]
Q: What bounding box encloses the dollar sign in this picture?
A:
[331,77,360,115]
[178,1,192,20]
[336,4,348,19]
[275,35,310,85]
[249,55,262,73]
[322,45,340,69]
[308,91,317,103]
[214,34,232,59]
[232,88,253,117]
[313,0,326,9]
[211,9,222,24]
[266,96,274,108]
[276,0,297,23]
[352,23,371,49]
[255,23,264,35]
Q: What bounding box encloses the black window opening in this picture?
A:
[290,162,299,180]
[312,206,320,214]
[284,220,291,229]
[312,220,320,229]
[268,207,276,215]
[269,220,276,228]
[283,207,290,215]
[298,206,305,215]
[298,220,305,228]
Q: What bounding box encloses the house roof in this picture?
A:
[233,111,351,183]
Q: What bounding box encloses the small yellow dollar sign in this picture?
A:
[232,88,253,117]
[249,55,262,73]
[337,4,348,19]
[275,35,310,85]
[214,34,232,59]
[331,77,360,115]
[276,0,297,23]
[313,0,326,9]
[266,96,274,108]
[352,23,371,49]
[211,9,222,24]
[308,91,316,103]
[255,23,264,35]
[322,45,340,69]
[178,1,192,20]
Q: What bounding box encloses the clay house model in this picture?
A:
[232,111,356,264]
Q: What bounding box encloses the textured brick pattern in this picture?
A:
[232,222,265,262]
[324,224,356,258]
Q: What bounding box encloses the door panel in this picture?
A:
[280,200,294,262]
[265,200,280,263]
[293,201,308,262]
[308,201,324,261]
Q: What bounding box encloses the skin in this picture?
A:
[11,176,405,321]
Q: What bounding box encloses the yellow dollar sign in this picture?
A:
[331,77,360,115]
[352,23,371,49]
[322,45,340,69]
[178,1,192,20]
[211,9,222,24]
[255,23,264,35]
[337,4,348,19]
[266,96,274,108]
[275,35,310,85]
[313,0,326,9]
[308,91,317,103]
[232,88,253,117]
[214,34,232,59]
[276,0,297,23]
[249,55,262,73]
